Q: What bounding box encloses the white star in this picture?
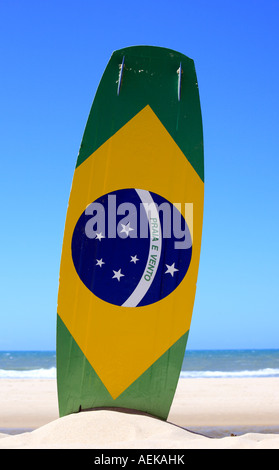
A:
[130,255,139,264]
[112,268,125,281]
[120,222,134,237]
[165,263,179,277]
[95,232,105,241]
[96,258,105,267]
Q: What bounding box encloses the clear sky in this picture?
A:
[0,0,278,350]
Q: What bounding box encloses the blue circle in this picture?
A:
[71,188,192,307]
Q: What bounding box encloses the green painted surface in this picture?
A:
[76,46,204,181]
[57,314,189,420]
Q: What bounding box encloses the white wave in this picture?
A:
[1,366,278,380]
[0,367,57,379]
[180,368,279,379]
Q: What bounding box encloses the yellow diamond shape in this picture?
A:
[57,105,203,398]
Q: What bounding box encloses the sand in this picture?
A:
[0,378,278,449]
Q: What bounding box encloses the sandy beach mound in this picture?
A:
[0,378,278,448]
[0,409,278,449]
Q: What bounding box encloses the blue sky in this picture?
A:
[0,0,278,350]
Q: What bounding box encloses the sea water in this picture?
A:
[0,351,56,378]
[181,349,279,378]
[0,349,279,379]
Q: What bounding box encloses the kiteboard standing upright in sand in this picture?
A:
[57,46,204,420]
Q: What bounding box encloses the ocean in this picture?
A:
[0,349,279,379]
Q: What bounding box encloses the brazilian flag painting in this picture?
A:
[57,46,204,420]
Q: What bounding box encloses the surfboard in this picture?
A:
[57,45,204,421]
